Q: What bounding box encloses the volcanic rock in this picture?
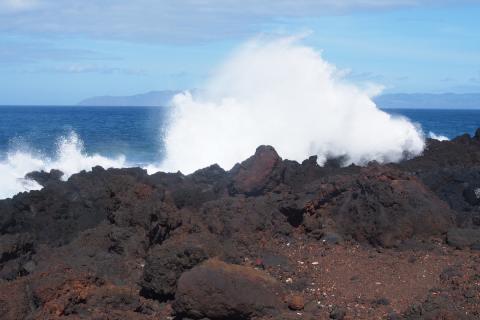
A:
[141,238,209,299]
[287,294,305,310]
[330,305,346,319]
[0,130,480,319]
[173,259,284,319]
[0,233,33,264]
[463,184,480,206]
[299,166,455,247]
[447,228,480,249]
[230,145,282,195]
[25,169,64,187]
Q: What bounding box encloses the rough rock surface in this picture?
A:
[0,131,480,319]
[141,238,210,299]
[174,259,284,319]
[447,228,480,249]
[230,145,282,195]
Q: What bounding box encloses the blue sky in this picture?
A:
[0,0,479,105]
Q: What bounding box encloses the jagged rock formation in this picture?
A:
[1,132,480,319]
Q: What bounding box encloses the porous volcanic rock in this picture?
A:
[141,238,210,299]
[312,166,456,247]
[25,169,64,187]
[173,259,285,319]
[230,145,283,195]
[447,228,480,249]
[1,130,480,319]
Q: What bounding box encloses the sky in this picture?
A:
[0,0,479,105]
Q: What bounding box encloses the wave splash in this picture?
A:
[428,132,449,141]
[0,132,126,199]
[161,36,426,174]
[1,36,429,199]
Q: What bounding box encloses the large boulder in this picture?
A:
[141,240,209,299]
[230,145,282,195]
[173,259,285,319]
[303,166,456,247]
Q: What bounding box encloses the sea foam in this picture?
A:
[160,36,426,174]
[0,132,126,199]
[428,132,449,141]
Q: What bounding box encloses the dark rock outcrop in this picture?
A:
[319,166,455,247]
[447,228,480,249]
[25,169,64,187]
[1,130,480,319]
[141,239,209,299]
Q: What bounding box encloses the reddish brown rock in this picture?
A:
[173,259,285,319]
[1,130,480,320]
[230,145,282,195]
[288,294,305,310]
[0,279,32,320]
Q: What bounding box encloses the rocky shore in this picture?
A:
[1,130,480,319]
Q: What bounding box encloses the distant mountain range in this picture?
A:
[78,91,480,109]
[374,93,480,109]
[77,90,180,107]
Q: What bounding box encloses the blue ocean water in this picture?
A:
[0,106,479,164]
[0,106,168,164]
[387,109,480,139]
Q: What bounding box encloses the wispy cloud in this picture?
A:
[43,64,147,76]
[346,70,386,82]
[0,0,477,43]
[0,39,102,63]
[0,0,39,12]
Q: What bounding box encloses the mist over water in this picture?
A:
[161,36,426,174]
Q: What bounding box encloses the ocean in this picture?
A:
[387,109,480,140]
[0,106,168,165]
[1,106,479,164]
[0,106,479,199]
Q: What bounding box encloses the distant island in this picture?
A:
[78,91,480,109]
[374,93,480,109]
[77,90,180,107]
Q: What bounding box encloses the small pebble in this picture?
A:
[288,294,305,311]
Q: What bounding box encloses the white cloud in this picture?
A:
[0,0,476,42]
[0,0,38,12]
